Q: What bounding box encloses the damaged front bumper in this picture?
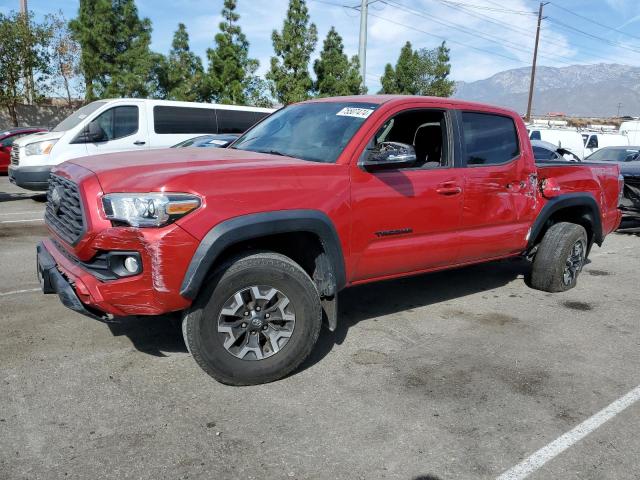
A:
[37,224,199,319]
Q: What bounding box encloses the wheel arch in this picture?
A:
[527,193,604,251]
[180,210,346,329]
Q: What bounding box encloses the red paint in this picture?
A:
[43,96,622,318]
[0,128,47,173]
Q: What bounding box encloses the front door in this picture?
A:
[350,107,465,282]
[85,102,149,156]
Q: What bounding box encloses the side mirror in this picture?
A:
[73,121,107,143]
[361,142,417,170]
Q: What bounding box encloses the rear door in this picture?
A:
[349,106,465,281]
[457,110,536,263]
[85,102,149,156]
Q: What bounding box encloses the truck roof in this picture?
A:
[303,95,520,117]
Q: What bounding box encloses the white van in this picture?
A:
[620,121,640,145]
[8,99,275,190]
[528,128,585,159]
[582,132,630,156]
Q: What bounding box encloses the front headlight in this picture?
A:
[25,139,58,156]
[102,193,201,227]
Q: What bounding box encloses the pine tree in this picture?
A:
[158,23,204,101]
[69,0,114,100]
[206,0,257,105]
[267,0,317,105]
[313,27,363,97]
[378,41,454,97]
[429,42,455,97]
[70,0,156,99]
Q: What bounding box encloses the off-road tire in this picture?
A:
[530,222,588,292]
[182,252,322,386]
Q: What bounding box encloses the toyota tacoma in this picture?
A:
[37,96,623,385]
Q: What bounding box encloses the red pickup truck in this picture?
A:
[37,96,622,385]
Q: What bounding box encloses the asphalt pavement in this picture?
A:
[1,176,639,480]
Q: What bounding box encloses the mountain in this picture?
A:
[453,63,640,117]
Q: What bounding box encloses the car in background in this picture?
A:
[172,134,239,149]
[531,140,581,163]
[583,146,640,220]
[9,99,275,190]
[0,127,47,174]
[584,146,640,163]
[582,132,629,156]
[529,127,585,159]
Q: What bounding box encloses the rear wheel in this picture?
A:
[530,222,588,292]
[182,252,322,385]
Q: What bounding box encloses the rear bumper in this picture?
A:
[9,165,51,190]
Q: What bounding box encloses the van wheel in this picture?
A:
[182,252,322,386]
[530,222,588,292]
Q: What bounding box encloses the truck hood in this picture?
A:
[14,130,64,147]
[67,147,323,192]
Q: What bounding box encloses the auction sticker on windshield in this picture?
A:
[336,107,375,119]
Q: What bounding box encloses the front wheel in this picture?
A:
[530,222,588,292]
[182,252,322,385]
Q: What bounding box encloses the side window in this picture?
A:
[94,106,139,140]
[368,109,449,169]
[532,146,555,161]
[530,130,541,141]
[153,106,217,134]
[216,109,268,134]
[586,135,598,149]
[462,112,519,166]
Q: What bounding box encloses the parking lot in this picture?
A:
[1,174,639,480]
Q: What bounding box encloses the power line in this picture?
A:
[546,17,640,54]
[548,2,640,41]
[436,0,537,16]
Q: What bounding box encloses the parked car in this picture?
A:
[8,99,274,190]
[583,146,640,220]
[531,140,581,162]
[582,132,629,156]
[620,121,640,145]
[619,161,640,219]
[37,95,622,385]
[584,146,640,163]
[0,127,47,174]
[172,134,240,149]
[529,127,585,159]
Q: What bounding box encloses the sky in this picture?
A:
[2,0,640,94]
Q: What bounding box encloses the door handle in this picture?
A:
[133,140,146,146]
[436,185,462,196]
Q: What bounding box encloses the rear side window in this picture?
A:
[154,106,217,134]
[533,146,556,161]
[216,109,268,134]
[462,112,520,165]
[94,106,139,140]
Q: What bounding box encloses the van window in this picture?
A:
[530,130,541,140]
[586,135,598,149]
[94,106,139,140]
[462,112,520,165]
[153,106,217,134]
[53,101,107,132]
[216,109,268,134]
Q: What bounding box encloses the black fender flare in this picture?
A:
[180,210,346,301]
[527,193,604,250]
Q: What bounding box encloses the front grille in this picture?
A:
[45,174,85,245]
[10,147,19,166]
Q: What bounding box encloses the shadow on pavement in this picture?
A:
[0,191,47,203]
[106,314,187,357]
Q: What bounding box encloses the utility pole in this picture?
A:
[19,0,34,105]
[616,102,623,117]
[525,2,547,122]
[358,0,368,91]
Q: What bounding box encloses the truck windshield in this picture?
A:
[52,101,107,132]
[231,102,378,163]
